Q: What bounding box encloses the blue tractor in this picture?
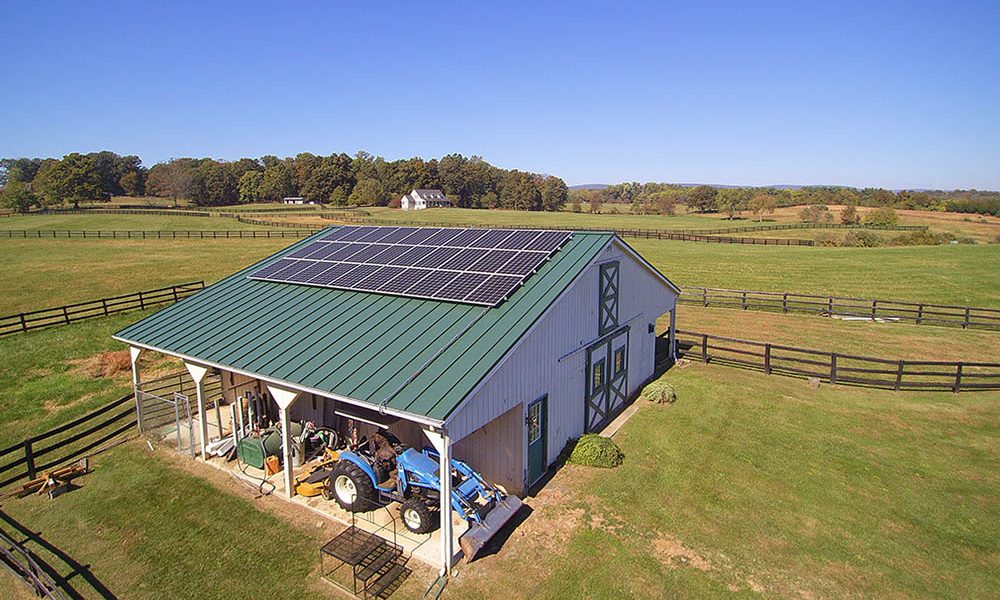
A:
[324,432,523,560]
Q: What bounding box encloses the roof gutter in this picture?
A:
[113,336,445,428]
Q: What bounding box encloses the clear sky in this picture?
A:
[1,1,998,189]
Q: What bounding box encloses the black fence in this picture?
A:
[672,329,1000,392]
[0,229,315,239]
[680,287,1000,330]
[0,208,212,218]
[0,281,204,336]
[677,222,927,235]
[0,394,136,489]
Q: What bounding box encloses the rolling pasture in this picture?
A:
[0,206,997,599]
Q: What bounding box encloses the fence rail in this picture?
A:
[0,395,136,489]
[0,208,212,218]
[672,329,1000,392]
[680,287,1000,330]
[0,229,315,239]
[677,222,927,235]
[0,524,68,599]
[317,214,816,246]
[0,281,204,337]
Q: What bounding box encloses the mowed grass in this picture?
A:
[449,364,1000,599]
[632,240,1000,306]
[0,212,270,231]
[0,443,330,599]
[0,239,291,314]
[672,306,1000,362]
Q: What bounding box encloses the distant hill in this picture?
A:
[568,183,609,191]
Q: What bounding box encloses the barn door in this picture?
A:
[586,331,629,433]
[526,395,548,486]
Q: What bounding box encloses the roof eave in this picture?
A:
[113,335,446,429]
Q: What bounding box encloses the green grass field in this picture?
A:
[0,239,290,315]
[0,213,270,231]
[0,208,997,598]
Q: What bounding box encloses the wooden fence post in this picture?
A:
[916,304,923,325]
[964,308,970,329]
[138,291,145,310]
[172,286,179,302]
[742,290,748,310]
[871,300,877,320]
[764,344,772,374]
[19,313,27,332]
[701,334,709,363]
[827,297,834,315]
[102,298,109,316]
[895,360,904,391]
[782,293,788,313]
[24,440,36,480]
[702,288,708,307]
[830,353,838,384]
[62,306,70,324]
[954,363,963,393]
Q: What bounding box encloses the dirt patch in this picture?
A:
[70,350,132,378]
[654,534,712,571]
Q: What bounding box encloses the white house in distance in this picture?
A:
[401,189,452,210]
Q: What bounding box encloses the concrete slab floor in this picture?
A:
[198,454,468,569]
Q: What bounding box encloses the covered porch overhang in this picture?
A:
[120,340,463,575]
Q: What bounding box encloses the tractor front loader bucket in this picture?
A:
[458,495,523,562]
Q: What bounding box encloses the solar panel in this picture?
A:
[248,226,573,307]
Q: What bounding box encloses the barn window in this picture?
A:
[613,346,626,375]
[599,261,619,335]
[528,401,542,443]
[592,358,605,390]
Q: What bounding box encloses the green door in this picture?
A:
[527,395,547,486]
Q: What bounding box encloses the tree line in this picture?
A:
[0,151,569,212]
[575,182,1000,217]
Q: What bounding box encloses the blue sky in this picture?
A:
[1,1,998,189]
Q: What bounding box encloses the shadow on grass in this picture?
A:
[0,509,116,599]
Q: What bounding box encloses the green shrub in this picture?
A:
[842,230,883,247]
[643,381,677,404]
[566,434,624,468]
[888,230,952,246]
[815,232,840,246]
[799,204,833,223]
[863,206,900,227]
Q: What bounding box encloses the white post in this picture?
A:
[424,427,455,576]
[668,307,678,361]
[184,362,210,460]
[266,385,301,499]
[129,347,144,433]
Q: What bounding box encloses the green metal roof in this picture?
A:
[114,228,615,423]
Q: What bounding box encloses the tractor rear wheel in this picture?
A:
[399,498,438,534]
[329,460,377,512]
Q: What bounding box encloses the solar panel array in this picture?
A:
[249,226,573,306]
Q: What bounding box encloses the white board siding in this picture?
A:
[447,240,675,487]
[452,404,524,494]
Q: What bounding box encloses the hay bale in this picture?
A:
[566,434,624,468]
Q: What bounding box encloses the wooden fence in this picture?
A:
[317,214,816,246]
[679,287,1000,330]
[0,281,204,337]
[235,215,324,229]
[673,329,1000,392]
[0,395,137,489]
[677,222,927,235]
[0,208,212,218]
[0,523,68,599]
[0,229,315,239]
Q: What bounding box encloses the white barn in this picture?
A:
[114,226,679,573]
[401,189,452,210]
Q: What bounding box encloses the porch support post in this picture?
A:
[424,427,455,576]
[267,385,301,499]
[668,306,678,361]
[184,361,210,460]
[129,347,145,433]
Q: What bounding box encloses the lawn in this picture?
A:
[0,212,270,231]
[448,363,1000,599]
[631,240,1000,307]
[0,238,291,315]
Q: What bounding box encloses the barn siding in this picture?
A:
[447,240,675,489]
[452,404,524,494]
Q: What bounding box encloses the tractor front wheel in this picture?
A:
[329,460,377,512]
[399,498,438,534]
